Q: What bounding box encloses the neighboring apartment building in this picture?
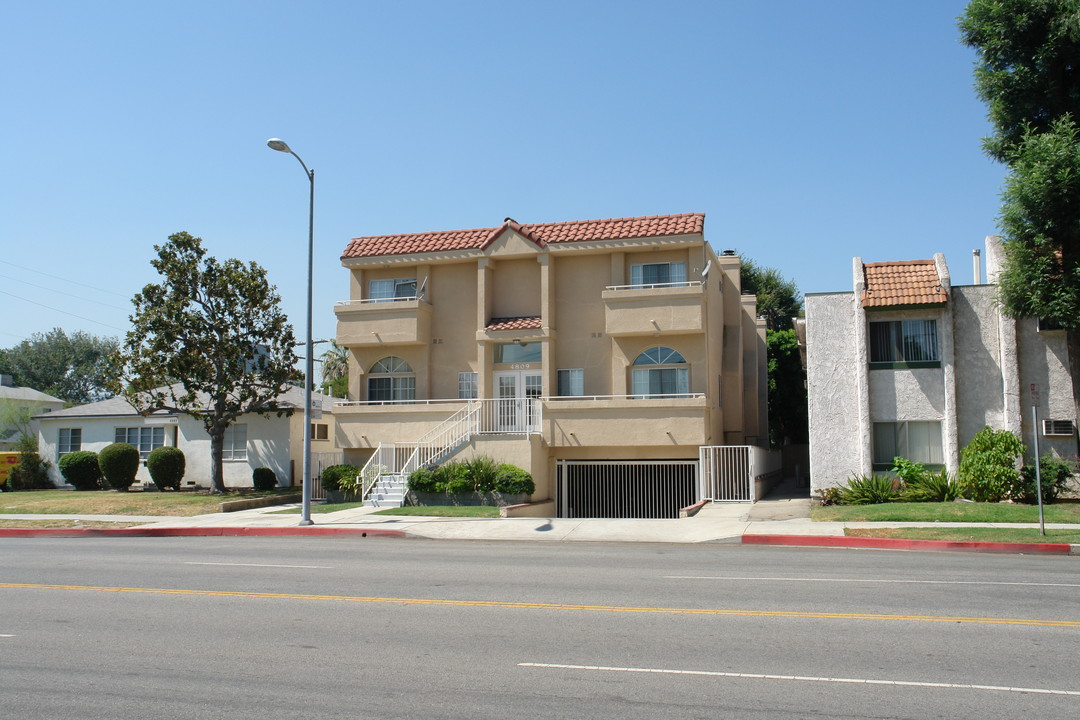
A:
[805,237,1077,492]
[333,213,769,517]
[36,386,337,489]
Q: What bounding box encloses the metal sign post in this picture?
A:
[1029,384,1045,536]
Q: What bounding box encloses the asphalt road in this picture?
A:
[2,537,1078,719]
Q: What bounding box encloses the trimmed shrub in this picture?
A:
[58,451,102,491]
[407,467,438,493]
[252,467,279,491]
[494,464,534,495]
[958,426,1024,502]
[320,464,360,493]
[147,446,185,490]
[836,474,900,505]
[98,442,140,491]
[1011,454,1075,505]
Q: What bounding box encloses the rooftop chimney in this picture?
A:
[973,249,982,285]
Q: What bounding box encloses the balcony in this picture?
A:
[541,393,708,447]
[334,297,432,347]
[601,282,705,336]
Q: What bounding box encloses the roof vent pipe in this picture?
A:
[973,248,981,285]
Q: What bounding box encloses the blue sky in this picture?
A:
[1,0,1004,364]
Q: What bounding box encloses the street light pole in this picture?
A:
[267,138,315,526]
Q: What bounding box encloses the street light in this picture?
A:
[267,137,315,526]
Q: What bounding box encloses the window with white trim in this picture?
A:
[458,372,478,399]
[869,320,939,366]
[369,278,417,301]
[115,426,165,460]
[630,262,686,288]
[222,424,247,461]
[368,357,416,402]
[873,421,942,469]
[557,368,584,396]
[631,347,689,397]
[58,428,82,456]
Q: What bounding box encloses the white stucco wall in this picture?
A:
[1015,317,1076,462]
[806,292,863,491]
[951,285,1006,447]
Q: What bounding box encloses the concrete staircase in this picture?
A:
[363,473,408,508]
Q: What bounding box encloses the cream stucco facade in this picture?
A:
[333,214,768,514]
[806,237,1077,492]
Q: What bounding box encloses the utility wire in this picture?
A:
[0,273,130,311]
[0,259,132,298]
[0,289,127,333]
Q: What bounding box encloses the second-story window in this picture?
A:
[369,278,416,302]
[869,320,939,366]
[631,346,689,397]
[368,356,416,402]
[557,368,584,396]
[630,262,686,288]
[458,372,478,399]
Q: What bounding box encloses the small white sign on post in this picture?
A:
[1029,383,1041,407]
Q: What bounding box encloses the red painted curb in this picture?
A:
[742,534,1073,554]
[0,527,407,539]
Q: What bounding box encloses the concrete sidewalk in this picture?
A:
[2,497,1078,554]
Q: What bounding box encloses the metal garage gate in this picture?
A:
[556,460,698,519]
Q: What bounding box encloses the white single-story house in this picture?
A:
[805,236,1077,492]
[36,386,337,489]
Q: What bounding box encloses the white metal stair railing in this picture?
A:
[359,402,482,507]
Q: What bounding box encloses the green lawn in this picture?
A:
[372,505,501,518]
[812,501,1080,524]
[271,501,366,514]
[0,488,297,516]
[846,527,1080,544]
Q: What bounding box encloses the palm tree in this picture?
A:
[320,340,349,397]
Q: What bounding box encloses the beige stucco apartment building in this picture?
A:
[332,213,769,518]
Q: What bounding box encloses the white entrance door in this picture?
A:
[493,371,542,432]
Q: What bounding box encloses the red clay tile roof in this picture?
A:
[486,316,542,331]
[342,213,705,259]
[861,260,947,308]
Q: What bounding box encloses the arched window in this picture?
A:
[631,347,689,397]
[368,356,415,402]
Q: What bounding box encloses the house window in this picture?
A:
[458,372,478,399]
[493,343,542,364]
[631,347,689,397]
[1042,419,1075,437]
[869,320,939,366]
[369,278,416,302]
[630,262,686,288]
[557,368,584,396]
[873,421,942,469]
[58,428,82,456]
[310,423,329,441]
[368,356,416,402]
[222,424,247,461]
[115,426,165,460]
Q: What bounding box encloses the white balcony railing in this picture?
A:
[604,281,703,291]
[335,295,423,307]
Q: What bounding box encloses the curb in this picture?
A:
[0,527,408,539]
[742,534,1076,555]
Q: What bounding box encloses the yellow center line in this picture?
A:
[2,582,1078,628]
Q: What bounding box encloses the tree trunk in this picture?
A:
[1068,329,1080,459]
[208,424,225,494]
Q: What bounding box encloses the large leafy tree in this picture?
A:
[0,329,117,404]
[111,232,299,493]
[960,0,1080,435]
[740,257,807,446]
